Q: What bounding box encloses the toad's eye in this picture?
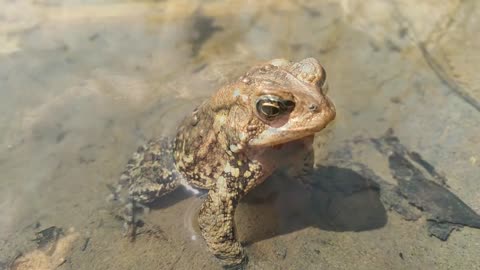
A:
[256,95,295,120]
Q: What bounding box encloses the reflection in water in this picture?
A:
[1,0,480,269]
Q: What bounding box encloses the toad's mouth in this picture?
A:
[249,122,332,147]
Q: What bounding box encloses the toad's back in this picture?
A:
[173,104,226,190]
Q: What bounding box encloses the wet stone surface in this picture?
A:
[1,0,479,269]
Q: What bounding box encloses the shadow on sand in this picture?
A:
[237,165,387,245]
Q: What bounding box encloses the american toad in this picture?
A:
[112,58,336,268]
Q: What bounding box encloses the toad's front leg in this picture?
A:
[198,189,246,268]
[197,159,264,268]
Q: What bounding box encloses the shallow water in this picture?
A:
[1,0,480,269]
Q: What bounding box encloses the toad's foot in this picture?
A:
[120,199,151,240]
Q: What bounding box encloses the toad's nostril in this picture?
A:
[308,104,318,112]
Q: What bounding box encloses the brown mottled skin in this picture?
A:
[112,58,336,268]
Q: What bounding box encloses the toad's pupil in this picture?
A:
[261,103,280,116]
[282,100,295,110]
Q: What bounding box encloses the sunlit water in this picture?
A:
[1,1,480,269]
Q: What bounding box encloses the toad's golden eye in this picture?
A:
[256,95,295,120]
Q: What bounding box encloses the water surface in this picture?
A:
[1,1,479,269]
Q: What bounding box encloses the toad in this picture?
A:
[111,58,336,268]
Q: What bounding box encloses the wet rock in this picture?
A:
[427,221,459,241]
[190,14,223,57]
[33,226,63,248]
[326,129,480,240]
[12,230,79,270]
[371,129,480,240]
